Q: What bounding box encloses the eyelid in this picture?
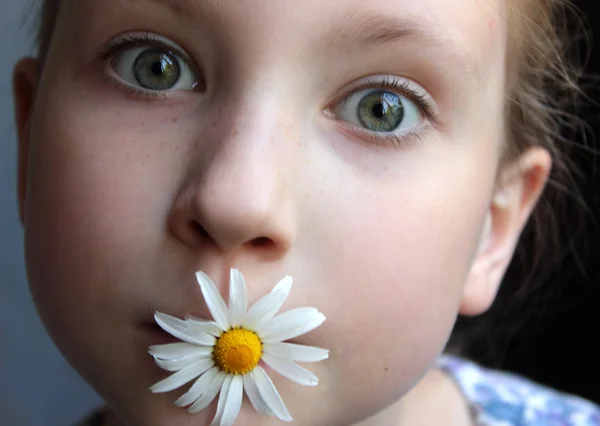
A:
[324,75,442,149]
[326,75,440,125]
[97,32,205,94]
[98,32,195,65]
[337,120,431,150]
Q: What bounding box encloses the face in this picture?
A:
[18,0,510,424]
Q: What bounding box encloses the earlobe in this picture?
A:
[13,58,40,225]
[459,148,552,317]
[459,199,512,316]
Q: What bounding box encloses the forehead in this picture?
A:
[63,0,506,73]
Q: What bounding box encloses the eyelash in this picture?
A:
[331,76,440,148]
[97,33,201,101]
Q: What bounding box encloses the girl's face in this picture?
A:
[15,0,542,425]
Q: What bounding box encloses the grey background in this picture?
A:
[1,1,102,425]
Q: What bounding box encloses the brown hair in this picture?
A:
[450,0,590,358]
[32,0,589,353]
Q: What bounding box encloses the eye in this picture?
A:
[331,80,430,136]
[107,37,200,93]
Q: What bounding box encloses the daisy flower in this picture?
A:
[148,269,328,425]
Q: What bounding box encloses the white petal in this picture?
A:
[150,358,214,393]
[263,342,329,363]
[155,353,212,372]
[175,367,219,407]
[228,269,248,328]
[252,366,293,422]
[185,318,224,336]
[258,308,326,343]
[188,371,227,413]
[196,271,231,331]
[149,343,212,360]
[220,375,244,426]
[271,275,293,294]
[243,291,286,331]
[243,278,292,330]
[261,352,319,386]
[243,373,272,416]
[154,312,217,346]
[211,375,233,426]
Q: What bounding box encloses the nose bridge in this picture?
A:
[178,91,299,254]
[204,93,290,210]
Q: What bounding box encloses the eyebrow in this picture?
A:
[326,12,427,46]
[155,0,205,19]
[125,0,215,20]
[325,12,481,82]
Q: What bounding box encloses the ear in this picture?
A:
[13,58,40,225]
[459,147,552,316]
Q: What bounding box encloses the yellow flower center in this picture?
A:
[213,328,262,375]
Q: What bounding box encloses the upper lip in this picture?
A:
[139,264,231,319]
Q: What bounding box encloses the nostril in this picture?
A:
[189,221,211,240]
[250,237,273,248]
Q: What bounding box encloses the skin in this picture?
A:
[12,0,551,425]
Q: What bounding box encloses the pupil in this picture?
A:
[151,60,164,76]
[372,103,385,119]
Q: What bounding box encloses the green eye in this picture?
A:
[133,49,181,91]
[357,91,404,132]
[110,41,199,93]
[331,82,426,137]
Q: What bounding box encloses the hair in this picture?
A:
[451,0,591,360]
[32,0,590,359]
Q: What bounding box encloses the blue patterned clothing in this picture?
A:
[437,355,600,426]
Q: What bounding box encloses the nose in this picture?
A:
[168,102,298,261]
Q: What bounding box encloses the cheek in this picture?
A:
[22,84,189,370]
[20,83,212,421]
[303,145,497,414]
